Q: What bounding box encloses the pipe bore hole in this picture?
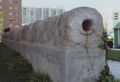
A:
[82,19,92,32]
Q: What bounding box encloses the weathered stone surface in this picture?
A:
[2,7,105,82]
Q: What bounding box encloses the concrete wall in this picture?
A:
[2,7,105,82]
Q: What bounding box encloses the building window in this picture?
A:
[114,13,118,15]
[9,18,13,21]
[9,12,13,15]
[9,6,13,9]
[14,7,19,10]
[15,25,19,28]
[115,16,118,17]
[23,8,26,10]
[58,9,64,15]
[14,1,19,4]
[23,12,26,15]
[14,18,19,22]
[30,11,33,15]
[114,18,118,20]
[15,12,19,16]
[0,0,2,2]
[9,24,13,28]
[0,6,2,9]
[51,9,57,16]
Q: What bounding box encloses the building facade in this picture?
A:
[0,0,22,30]
[102,8,120,37]
[22,7,65,25]
[114,22,120,48]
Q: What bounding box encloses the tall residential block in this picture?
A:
[22,7,65,25]
[0,0,22,30]
[102,8,120,37]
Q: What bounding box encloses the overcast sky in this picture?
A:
[23,0,120,12]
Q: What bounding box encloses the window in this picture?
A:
[30,11,33,15]
[114,18,118,20]
[9,12,13,15]
[9,6,13,9]
[9,18,13,21]
[15,25,19,28]
[51,9,57,16]
[15,12,19,16]
[23,8,26,10]
[23,12,26,15]
[0,6,2,9]
[14,1,19,4]
[114,13,118,15]
[58,9,64,15]
[14,7,19,10]
[14,18,19,22]
[115,16,118,17]
[9,24,13,28]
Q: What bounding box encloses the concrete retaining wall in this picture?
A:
[2,7,105,82]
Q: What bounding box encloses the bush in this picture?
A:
[98,65,120,82]
[29,72,52,82]
[4,28,10,33]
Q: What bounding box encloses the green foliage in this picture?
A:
[108,37,114,42]
[29,72,52,82]
[6,52,33,81]
[98,29,120,82]
[0,27,4,34]
[98,30,108,50]
[0,12,5,22]
[99,65,120,82]
[4,28,11,33]
[0,43,33,82]
[103,29,109,63]
[0,12,5,40]
[103,30,108,48]
[0,12,5,30]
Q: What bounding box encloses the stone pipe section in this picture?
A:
[2,7,105,82]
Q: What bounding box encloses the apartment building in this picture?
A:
[22,7,65,25]
[0,0,22,30]
[102,8,120,37]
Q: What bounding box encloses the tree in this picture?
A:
[0,12,5,22]
[0,12,5,41]
[4,28,10,33]
[108,37,114,42]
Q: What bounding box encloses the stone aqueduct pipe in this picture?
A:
[2,7,105,82]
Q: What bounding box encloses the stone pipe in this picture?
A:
[2,7,105,82]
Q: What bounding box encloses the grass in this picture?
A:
[0,42,17,82]
[107,49,120,61]
[0,43,52,82]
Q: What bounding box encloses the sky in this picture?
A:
[23,0,120,12]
